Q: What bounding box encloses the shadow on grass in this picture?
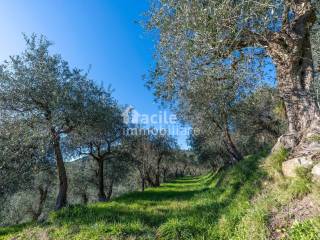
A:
[56,154,265,223]
[1,152,268,239]
[0,223,33,236]
[116,188,209,203]
[51,182,212,228]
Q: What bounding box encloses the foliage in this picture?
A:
[145,0,320,166]
[0,34,101,209]
[123,132,180,190]
[234,87,287,154]
[2,1,320,235]
[308,134,320,143]
[68,84,125,202]
[190,87,286,169]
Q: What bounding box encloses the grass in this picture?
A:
[288,167,313,199]
[235,148,319,240]
[288,217,320,240]
[263,147,288,179]
[0,153,267,240]
[1,150,319,239]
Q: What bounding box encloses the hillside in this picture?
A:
[1,151,320,240]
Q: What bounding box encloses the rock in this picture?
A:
[308,142,320,151]
[282,156,313,177]
[312,163,320,182]
[272,134,299,152]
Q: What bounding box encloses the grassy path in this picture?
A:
[0,154,266,240]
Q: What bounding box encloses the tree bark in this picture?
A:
[155,156,162,187]
[141,177,145,192]
[137,164,146,192]
[82,193,88,204]
[162,168,168,183]
[106,179,114,201]
[146,172,157,187]
[175,168,179,178]
[223,127,243,162]
[97,159,107,202]
[269,0,320,151]
[52,129,68,210]
[30,186,48,221]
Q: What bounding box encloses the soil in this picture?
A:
[269,194,320,239]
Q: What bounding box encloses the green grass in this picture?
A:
[288,167,313,199]
[1,150,319,240]
[263,147,288,178]
[0,153,266,240]
[288,217,320,240]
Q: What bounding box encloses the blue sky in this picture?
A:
[0,0,190,148]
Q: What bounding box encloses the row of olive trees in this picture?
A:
[0,35,129,210]
[146,0,320,166]
[0,35,199,222]
[188,86,287,170]
[122,132,183,191]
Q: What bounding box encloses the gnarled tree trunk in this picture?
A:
[223,127,243,162]
[30,185,48,221]
[52,129,68,210]
[97,159,107,202]
[270,1,319,145]
[269,0,320,176]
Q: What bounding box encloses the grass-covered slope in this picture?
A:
[1,151,320,240]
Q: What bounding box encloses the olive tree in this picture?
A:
[0,119,39,199]
[149,133,177,187]
[123,131,177,189]
[176,64,253,162]
[104,152,132,200]
[234,86,287,154]
[0,34,97,209]
[189,131,230,171]
[147,0,320,161]
[123,134,153,191]
[0,114,56,224]
[70,89,125,202]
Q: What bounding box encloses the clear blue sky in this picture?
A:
[0,0,190,148]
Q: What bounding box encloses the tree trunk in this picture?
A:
[106,179,114,201]
[155,156,162,187]
[162,168,168,183]
[141,177,145,192]
[146,172,157,187]
[82,193,88,204]
[267,1,320,177]
[97,159,107,202]
[209,161,216,172]
[175,169,179,178]
[31,186,48,221]
[272,37,318,144]
[223,127,243,162]
[52,130,68,210]
[269,1,320,152]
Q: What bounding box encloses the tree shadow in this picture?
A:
[1,153,268,239]
[0,223,33,236]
